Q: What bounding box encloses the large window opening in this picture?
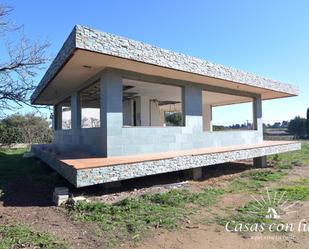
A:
[55,97,71,130]
[122,79,183,127]
[202,90,254,132]
[80,81,100,128]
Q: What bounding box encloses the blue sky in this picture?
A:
[3,0,309,123]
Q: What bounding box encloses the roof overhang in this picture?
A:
[31,25,299,105]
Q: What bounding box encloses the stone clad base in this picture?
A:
[32,142,301,188]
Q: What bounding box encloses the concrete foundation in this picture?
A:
[32,141,300,187]
[104,181,122,189]
[53,187,69,206]
[192,167,203,180]
[253,156,268,168]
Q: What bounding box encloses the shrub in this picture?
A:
[0,113,52,144]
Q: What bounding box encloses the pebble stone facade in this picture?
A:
[33,142,300,187]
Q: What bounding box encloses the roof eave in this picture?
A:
[31,24,299,105]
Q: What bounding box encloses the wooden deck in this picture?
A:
[60,140,298,170]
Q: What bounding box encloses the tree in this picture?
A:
[306,108,309,138]
[0,113,52,145]
[288,116,306,139]
[165,112,183,126]
[0,5,49,115]
[281,121,289,128]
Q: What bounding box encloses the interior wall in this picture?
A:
[203,104,212,131]
[149,101,163,126]
[122,79,183,127]
[123,99,133,126]
[123,95,172,127]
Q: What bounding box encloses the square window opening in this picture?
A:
[202,90,255,132]
[80,81,101,128]
[122,79,183,127]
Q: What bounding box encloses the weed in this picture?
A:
[269,141,309,169]
[0,148,66,189]
[246,170,286,182]
[226,178,264,194]
[0,224,69,249]
[218,191,282,232]
[227,169,288,194]
[69,187,224,244]
[276,185,309,201]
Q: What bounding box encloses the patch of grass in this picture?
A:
[298,178,309,184]
[276,185,309,201]
[227,169,287,194]
[269,141,309,169]
[0,224,69,249]
[0,148,66,191]
[226,178,264,194]
[246,170,287,182]
[219,200,273,228]
[68,187,224,243]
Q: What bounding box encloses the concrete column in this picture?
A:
[52,106,57,130]
[100,70,123,156]
[253,156,267,168]
[253,96,263,133]
[192,167,203,180]
[71,92,81,147]
[183,85,203,130]
[202,103,212,131]
[55,104,62,130]
[135,96,150,126]
[105,181,122,189]
[71,92,81,129]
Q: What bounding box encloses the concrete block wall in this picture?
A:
[54,128,104,155]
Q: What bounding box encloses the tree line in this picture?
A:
[0,114,52,145]
[287,108,309,139]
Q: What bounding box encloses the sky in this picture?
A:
[2,0,309,124]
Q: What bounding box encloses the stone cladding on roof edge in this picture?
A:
[31,25,298,103]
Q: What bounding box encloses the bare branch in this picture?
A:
[0,5,18,33]
[0,5,50,116]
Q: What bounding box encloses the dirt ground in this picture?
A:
[122,166,309,249]
[126,201,309,249]
[0,161,308,249]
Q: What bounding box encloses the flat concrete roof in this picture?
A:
[31,25,299,105]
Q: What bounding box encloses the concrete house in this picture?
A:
[31,25,301,187]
